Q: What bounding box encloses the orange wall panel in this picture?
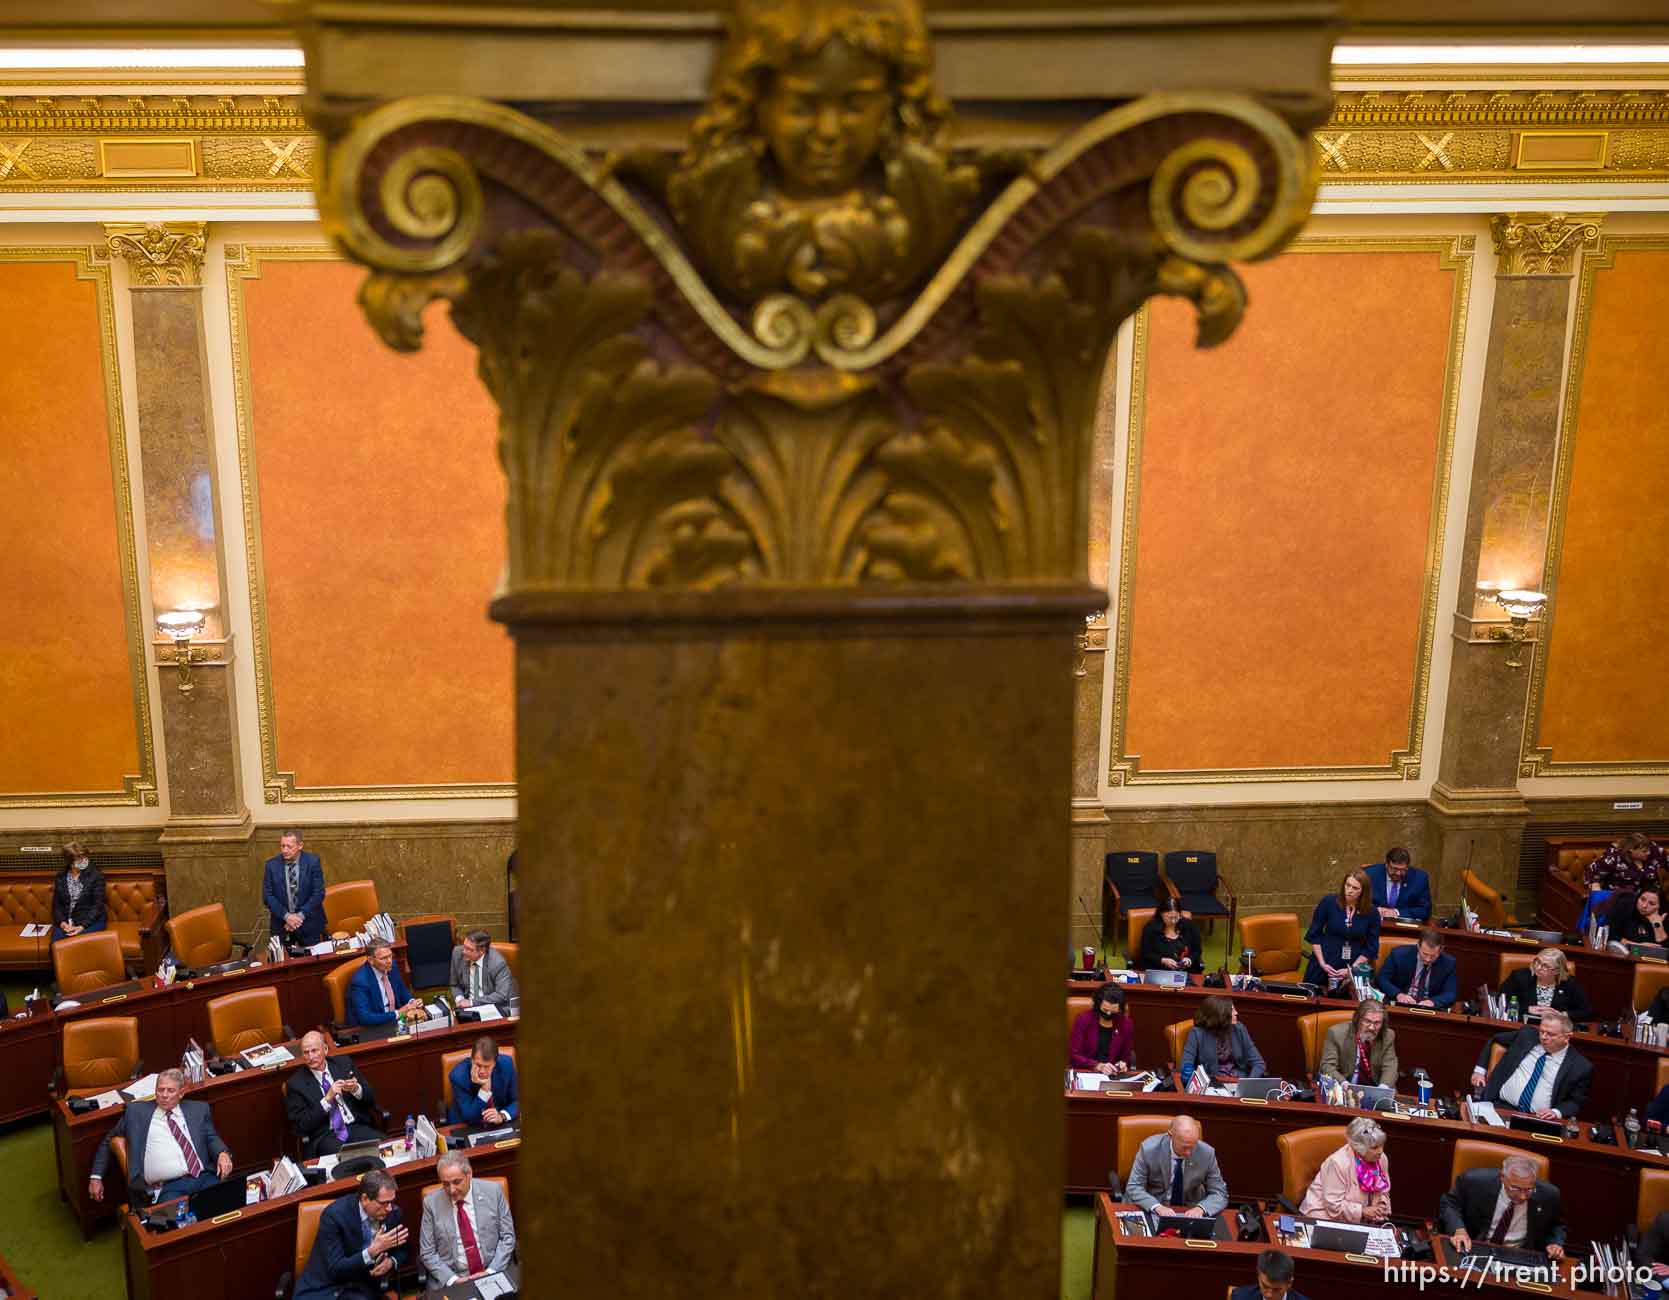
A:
[244,258,512,787]
[1122,250,1457,772]
[0,259,140,793]
[1537,248,1669,763]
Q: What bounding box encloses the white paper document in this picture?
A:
[308,940,336,956]
[124,1072,159,1101]
[20,923,50,938]
[241,1043,295,1068]
[471,1004,504,1022]
[1468,1100,1507,1127]
[474,1273,516,1298]
[91,1090,125,1109]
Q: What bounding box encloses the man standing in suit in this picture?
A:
[348,940,425,1028]
[1230,1249,1309,1300]
[262,830,327,947]
[1375,927,1458,1010]
[1440,1154,1566,1260]
[450,930,518,1013]
[447,1036,519,1126]
[285,1031,385,1155]
[419,1151,517,1289]
[294,1168,409,1300]
[1123,1114,1228,1218]
[87,1068,233,1204]
[1364,847,1432,923]
[1470,1010,1593,1119]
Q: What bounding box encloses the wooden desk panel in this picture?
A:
[53,1016,516,1237]
[0,1003,59,1124]
[121,1136,520,1300]
[1067,1090,1634,1244]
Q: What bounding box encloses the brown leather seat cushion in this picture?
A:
[0,882,53,968]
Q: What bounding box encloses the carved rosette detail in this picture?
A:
[1489,212,1604,276]
[314,2,1319,591]
[104,221,208,287]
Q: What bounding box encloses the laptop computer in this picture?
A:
[1234,1077,1285,1099]
[1310,1224,1370,1253]
[1093,1078,1146,1095]
[1353,1085,1395,1109]
[1153,1214,1220,1240]
[1141,969,1188,988]
[1458,1243,1549,1271]
[187,1175,246,1221]
[1507,1111,1566,1136]
[465,1122,519,1147]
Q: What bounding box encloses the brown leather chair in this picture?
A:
[1297,1009,1353,1077]
[53,930,126,996]
[1640,1167,1669,1234]
[1657,1054,1669,1096]
[1163,1019,1193,1072]
[1115,1115,1177,1189]
[1125,907,1194,968]
[1463,869,1515,929]
[325,957,369,1026]
[494,941,519,984]
[110,1134,131,1208]
[165,902,241,968]
[206,986,286,1056]
[1634,963,1669,1013]
[1497,951,1575,984]
[60,1016,141,1096]
[1374,933,1420,971]
[1277,1125,1347,1206]
[1450,1139,1548,1185]
[1240,913,1303,982]
[1067,996,1093,1040]
[323,880,381,937]
[1485,1042,1506,1076]
[438,1047,518,1115]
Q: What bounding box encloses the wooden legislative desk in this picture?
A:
[0,945,403,1128]
[1065,976,1669,1119]
[1064,1087,1648,1244]
[121,1131,521,1300]
[54,1014,514,1237]
[1091,1196,1587,1299]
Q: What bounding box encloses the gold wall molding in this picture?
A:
[223,242,514,805]
[1489,213,1604,276]
[0,245,158,809]
[104,221,208,286]
[1520,231,1669,781]
[1106,234,1475,788]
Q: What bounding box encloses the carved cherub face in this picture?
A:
[757,37,891,201]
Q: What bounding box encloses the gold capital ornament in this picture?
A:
[1489,212,1604,277]
[317,0,1319,591]
[104,222,208,287]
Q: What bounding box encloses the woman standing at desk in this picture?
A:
[1139,897,1205,973]
[1498,947,1593,1023]
[51,841,107,946]
[1303,869,1379,993]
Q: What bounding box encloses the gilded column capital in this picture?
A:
[103,221,208,287]
[311,0,1320,594]
[1489,212,1603,276]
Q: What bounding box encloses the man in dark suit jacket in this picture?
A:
[1374,928,1458,1010]
[1439,1157,1567,1259]
[1364,849,1432,923]
[87,1068,233,1205]
[286,1031,385,1156]
[262,830,326,947]
[1471,1012,1593,1119]
[348,941,424,1028]
[1230,1248,1309,1300]
[293,1169,409,1300]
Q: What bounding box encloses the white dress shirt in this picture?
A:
[1501,1045,1566,1113]
[448,1183,483,1282]
[1487,1186,1529,1246]
[143,1105,195,1185]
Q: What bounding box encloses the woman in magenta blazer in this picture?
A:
[1070,983,1134,1075]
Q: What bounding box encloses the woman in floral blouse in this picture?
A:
[1584,831,1668,894]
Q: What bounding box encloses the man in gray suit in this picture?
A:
[88,1068,234,1205]
[1124,1114,1228,1218]
[450,929,518,1013]
[419,1150,517,1289]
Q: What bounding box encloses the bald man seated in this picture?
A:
[1123,1114,1229,1218]
[284,1030,385,1157]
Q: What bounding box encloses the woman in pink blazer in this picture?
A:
[1300,1116,1391,1224]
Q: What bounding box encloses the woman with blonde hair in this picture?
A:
[1498,947,1593,1023]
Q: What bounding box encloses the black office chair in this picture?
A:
[1103,851,1168,955]
[1162,850,1234,933]
[403,918,455,992]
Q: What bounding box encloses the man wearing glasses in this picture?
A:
[293,1168,410,1300]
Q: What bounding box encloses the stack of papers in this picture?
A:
[91,1089,125,1109]
[241,1043,295,1068]
[124,1073,159,1101]
[474,1273,516,1298]
[1468,1100,1506,1127]
[20,923,50,938]
[470,1004,503,1023]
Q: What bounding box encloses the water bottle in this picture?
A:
[405,1114,416,1150]
[1626,1108,1643,1148]
[1507,996,1520,1022]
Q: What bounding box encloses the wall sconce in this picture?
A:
[1483,587,1548,669]
[1074,613,1101,679]
[156,609,207,694]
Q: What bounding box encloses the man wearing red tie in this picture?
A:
[419,1151,517,1289]
[88,1068,233,1204]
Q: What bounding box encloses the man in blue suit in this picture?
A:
[447,1035,519,1126]
[1375,927,1458,1010]
[349,940,424,1028]
[1364,847,1432,923]
[293,1168,409,1300]
[262,830,327,947]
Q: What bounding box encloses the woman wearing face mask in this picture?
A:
[51,840,108,945]
[1070,983,1135,1076]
